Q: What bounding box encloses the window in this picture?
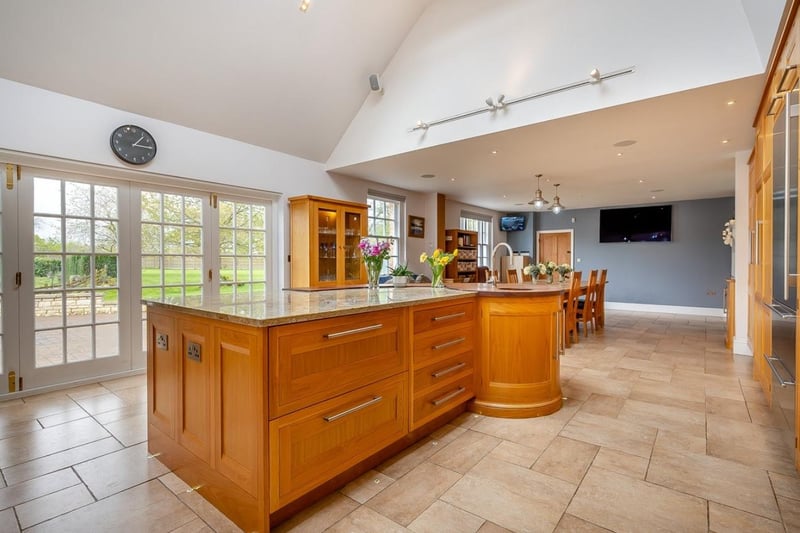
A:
[460,212,492,267]
[367,192,404,272]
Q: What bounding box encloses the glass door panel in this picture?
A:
[317,207,337,283]
[343,209,363,282]
[218,198,268,299]
[19,171,130,389]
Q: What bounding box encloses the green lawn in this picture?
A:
[35,268,267,302]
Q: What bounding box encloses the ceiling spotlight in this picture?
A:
[486,97,497,111]
[299,0,310,12]
[727,100,736,106]
[550,184,565,214]
[415,120,429,130]
[589,68,601,83]
[496,94,505,108]
[528,174,549,209]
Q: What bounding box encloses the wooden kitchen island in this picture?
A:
[145,282,565,531]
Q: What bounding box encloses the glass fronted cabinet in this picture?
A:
[289,195,368,287]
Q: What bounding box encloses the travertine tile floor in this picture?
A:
[1,310,799,532]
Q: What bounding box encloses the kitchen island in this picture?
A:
[145,282,565,531]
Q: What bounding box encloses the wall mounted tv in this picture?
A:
[599,205,672,243]
[499,215,527,231]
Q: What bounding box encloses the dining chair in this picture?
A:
[576,269,597,336]
[507,269,519,284]
[595,269,607,328]
[564,270,582,347]
[476,266,489,283]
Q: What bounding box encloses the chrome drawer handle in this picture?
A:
[323,396,383,422]
[432,312,465,322]
[432,337,466,351]
[431,362,466,378]
[763,354,796,387]
[324,323,383,339]
[431,386,466,406]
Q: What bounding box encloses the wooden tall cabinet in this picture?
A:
[444,229,479,282]
[749,0,800,471]
[289,196,368,288]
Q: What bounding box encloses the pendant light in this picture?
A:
[528,174,549,210]
[550,184,565,214]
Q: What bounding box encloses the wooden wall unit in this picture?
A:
[748,0,800,471]
[289,195,368,288]
[444,229,479,282]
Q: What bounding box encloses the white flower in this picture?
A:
[722,218,735,247]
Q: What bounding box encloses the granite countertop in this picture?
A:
[143,286,475,327]
[452,282,569,296]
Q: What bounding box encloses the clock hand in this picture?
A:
[132,140,152,148]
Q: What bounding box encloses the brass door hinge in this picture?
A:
[208,269,213,281]
[15,272,21,288]
[5,163,20,190]
[210,193,218,209]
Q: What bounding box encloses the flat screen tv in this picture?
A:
[499,215,526,231]
[599,205,672,242]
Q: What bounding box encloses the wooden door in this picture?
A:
[537,231,572,266]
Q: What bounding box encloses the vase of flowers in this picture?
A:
[536,261,558,283]
[420,249,458,288]
[556,263,572,282]
[359,238,392,289]
[523,264,538,283]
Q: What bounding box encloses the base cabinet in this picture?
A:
[147,296,477,532]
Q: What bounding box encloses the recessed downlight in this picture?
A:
[721,139,730,144]
[616,152,623,157]
[638,178,645,183]
[450,177,456,182]
[420,174,436,179]
[491,150,498,155]
[727,100,736,106]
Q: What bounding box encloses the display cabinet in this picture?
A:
[444,229,479,282]
[289,196,368,288]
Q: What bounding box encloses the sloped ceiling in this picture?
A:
[0,0,787,211]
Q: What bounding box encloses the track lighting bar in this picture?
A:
[409,66,635,132]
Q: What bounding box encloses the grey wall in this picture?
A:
[519,197,734,308]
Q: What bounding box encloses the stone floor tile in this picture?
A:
[92,402,147,425]
[646,447,780,521]
[102,413,147,446]
[366,462,461,526]
[0,469,80,511]
[747,402,791,429]
[470,414,565,454]
[37,407,89,428]
[169,517,215,533]
[554,513,612,532]
[0,508,19,533]
[72,393,127,416]
[408,500,485,533]
[559,411,657,458]
[705,396,750,422]
[99,374,146,392]
[708,501,784,533]
[159,472,191,495]
[24,479,196,533]
[73,442,169,500]
[2,436,122,485]
[769,470,800,501]
[777,495,800,530]
[376,438,442,479]
[339,469,395,504]
[476,522,512,533]
[590,448,649,480]
[272,492,358,533]
[532,436,598,485]
[178,490,243,532]
[487,440,541,468]
[653,428,707,455]
[441,456,575,533]
[568,466,707,532]
[0,417,108,469]
[617,397,706,437]
[327,506,408,533]
[577,394,624,418]
[429,430,501,474]
[14,484,94,529]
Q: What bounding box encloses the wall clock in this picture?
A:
[110,125,157,165]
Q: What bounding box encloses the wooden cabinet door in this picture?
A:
[177,317,212,464]
[213,323,266,498]
[147,309,177,440]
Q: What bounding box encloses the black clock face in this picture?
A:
[110,125,157,165]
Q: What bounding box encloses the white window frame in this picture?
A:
[367,190,405,272]
[460,211,492,267]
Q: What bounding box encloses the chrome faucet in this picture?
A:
[488,242,514,284]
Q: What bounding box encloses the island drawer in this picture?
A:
[269,373,408,511]
[268,308,407,418]
[412,350,474,395]
[413,325,474,367]
[412,300,475,335]
[412,373,474,429]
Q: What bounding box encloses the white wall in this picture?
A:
[0,78,433,287]
[328,0,774,171]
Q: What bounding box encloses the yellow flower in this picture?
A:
[453,249,459,257]
[420,252,428,263]
[433,249,441,259]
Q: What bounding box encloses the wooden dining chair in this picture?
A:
[564,270,582,347]
[476,266,489,283]
[595,269,607,328]
[507,269,519,284]
[521,271,532,282]
[576,269,597,336]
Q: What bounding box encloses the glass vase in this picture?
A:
[546,273,553,284]
[431,266,445,288]
[365,261,381,289]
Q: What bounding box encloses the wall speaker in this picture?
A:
[368,73,383,93]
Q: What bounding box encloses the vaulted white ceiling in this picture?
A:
[0,0,787,212]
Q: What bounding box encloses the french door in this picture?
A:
[0,165,274,394]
